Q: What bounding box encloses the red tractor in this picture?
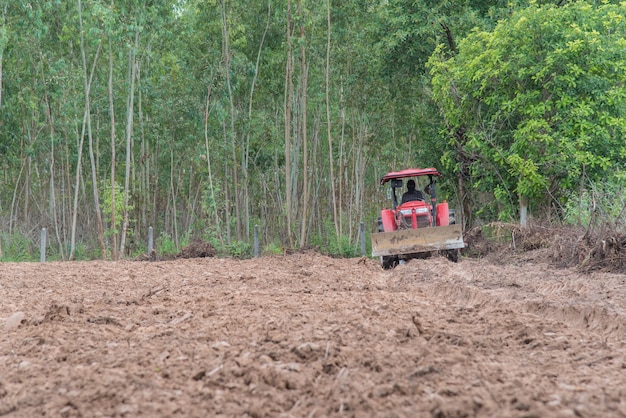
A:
[371,168,465,269]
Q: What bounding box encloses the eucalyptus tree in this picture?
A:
[104,0,119,259]
[324,0,338,245]
[73,0,106,259]
[284,0,294,245]
[170,0,226,245]
[429,1,626,225]
[2,2,44,233]
[173,0,242,246]
[94,0,181,256]
[0,1,6,110]
[0,0,4,257]
[0,1,82,258]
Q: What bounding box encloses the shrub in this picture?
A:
[563,175,626,229]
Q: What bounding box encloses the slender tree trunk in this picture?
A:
[108,37,118,260]
[170,148,179,250]
[88,110,106,256]
[10,137,26,234]
[70,112,87,260]
[0,3,5,111]
[223,121,232,244]
[339,84,345,239]
[151,141,158,229]
[325,0,339,243]
[355,122,368,242]
[50,146,64,259]
[221,0,240,241]
[349,116,360,240]
[204,85,225,248]
[120,32,139,257]
[139,108,147,236]
[24,127,31,227]
[308,116,320,238]
[136,65,146,241]
[140,132,150,230]
[284,0,293,247]
[297,0,309,248]
[70,28,100,260]
[41,55,65,260]
[520,195,528,227]
[272,138,284,241]
[78,0,105,258]
[244,0,271,239]
[454,128,472,230]
[63,130,71,245]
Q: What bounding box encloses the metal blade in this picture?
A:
[371,224,465,257]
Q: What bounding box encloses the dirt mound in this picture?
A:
[583,233,626,271]
[463,222,553,262]
[464,223,626,273]
[177,238,216,259]
[551,229,626,273]
[462,225,503,258]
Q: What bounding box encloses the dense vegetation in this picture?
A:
[1,0,624,260]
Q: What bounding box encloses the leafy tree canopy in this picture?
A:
[429,1,626,217]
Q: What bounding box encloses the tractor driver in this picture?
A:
[401,179,424,204]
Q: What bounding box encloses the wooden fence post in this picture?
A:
[40,228,47,263]
[360,222,366,256]
[254,225,259,258]
[148,226,156,261]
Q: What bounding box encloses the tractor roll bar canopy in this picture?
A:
[380,168,442,185]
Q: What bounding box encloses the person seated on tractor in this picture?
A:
[401,179,425,204]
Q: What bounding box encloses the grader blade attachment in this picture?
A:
[371,224,464,257]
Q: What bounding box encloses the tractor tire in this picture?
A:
[444,249,460,263]
[381,256,398,270]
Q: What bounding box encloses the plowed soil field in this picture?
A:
[1,252,625,417]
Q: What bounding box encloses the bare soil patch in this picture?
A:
[1,247,626,417]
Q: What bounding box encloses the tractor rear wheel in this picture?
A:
[381,256,398,269]
[444,249,459,263]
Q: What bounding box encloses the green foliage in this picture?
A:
[563,172,626,228]
[202,227,225,254]
[263,241,283,256]
[328,234,360,258]
[128,241,148,260]
[201,183,221,221]
[481,223,513,243]
[25,240,101,261]
[0,232,35,262]
[226,240,252,259]
[101,181,129,236]
[309,221,361,258]
[69,242,88,261]
[156,232,178,256]
[429,1,626,222]
[475,194,515,224]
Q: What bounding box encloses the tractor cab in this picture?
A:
[372,167,464,268]
[379,168,450,233]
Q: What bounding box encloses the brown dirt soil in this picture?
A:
[2,252,626,417]
[177,239,217,260]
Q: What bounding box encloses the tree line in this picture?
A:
[1,0,624,260]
